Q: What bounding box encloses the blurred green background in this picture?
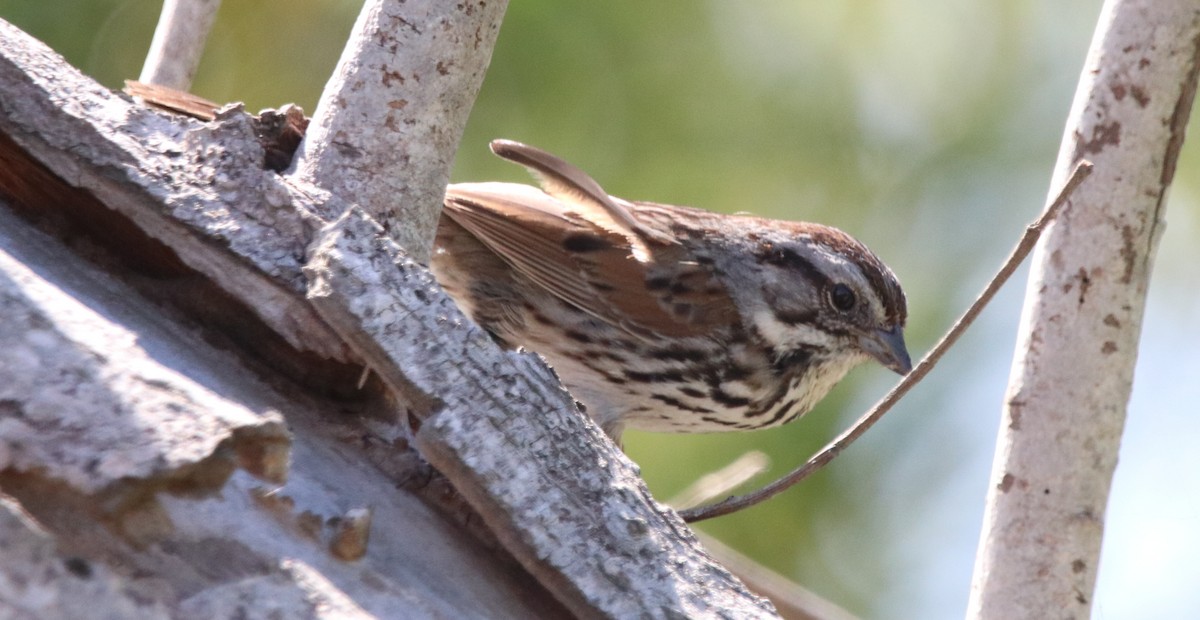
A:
[4,1,1197,617]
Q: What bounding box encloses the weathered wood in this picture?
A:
[306,208,778,619]
[0,15,779,619]
[0,18,349,364]
[0,495,170,619]
[0,206,289,499]
[0,202,561,618]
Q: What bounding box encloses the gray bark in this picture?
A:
[0,15,778,619]
[287,0,506,263]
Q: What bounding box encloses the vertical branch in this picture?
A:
[968,2,1200,618]
[139,0,222,89]
[287,0,508,262]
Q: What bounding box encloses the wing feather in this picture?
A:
[444,184,605,316]
[443,142,741,339]
[445,183,732,338]
[489,139,675,250]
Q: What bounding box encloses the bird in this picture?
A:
[432,140,910,440]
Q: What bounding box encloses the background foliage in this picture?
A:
[4,1,1197,617]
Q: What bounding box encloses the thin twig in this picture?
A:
[140,0,223,90]
[681,160,1094,523]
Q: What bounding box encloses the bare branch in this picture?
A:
[1,21,567,617]
[287,0,508,261]
[139,0,222,89]
[967,2,1200,617]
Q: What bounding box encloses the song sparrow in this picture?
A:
[432,140,910,438]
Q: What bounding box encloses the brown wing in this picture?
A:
[488,140,676,248]
[443,182,737,339]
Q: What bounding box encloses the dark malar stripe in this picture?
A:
[771,346,815,374]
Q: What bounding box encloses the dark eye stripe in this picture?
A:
[758,247,831,290]
[759,242,906,326]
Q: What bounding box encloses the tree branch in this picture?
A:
[967,2,1200,617]
[139,0,222,89]
[287,0,507,262]
[0,16,780,618]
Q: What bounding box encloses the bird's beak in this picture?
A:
[858,325,912,375]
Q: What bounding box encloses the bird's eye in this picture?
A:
[830,283,857,312]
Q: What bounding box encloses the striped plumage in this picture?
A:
[432,140,910,438]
